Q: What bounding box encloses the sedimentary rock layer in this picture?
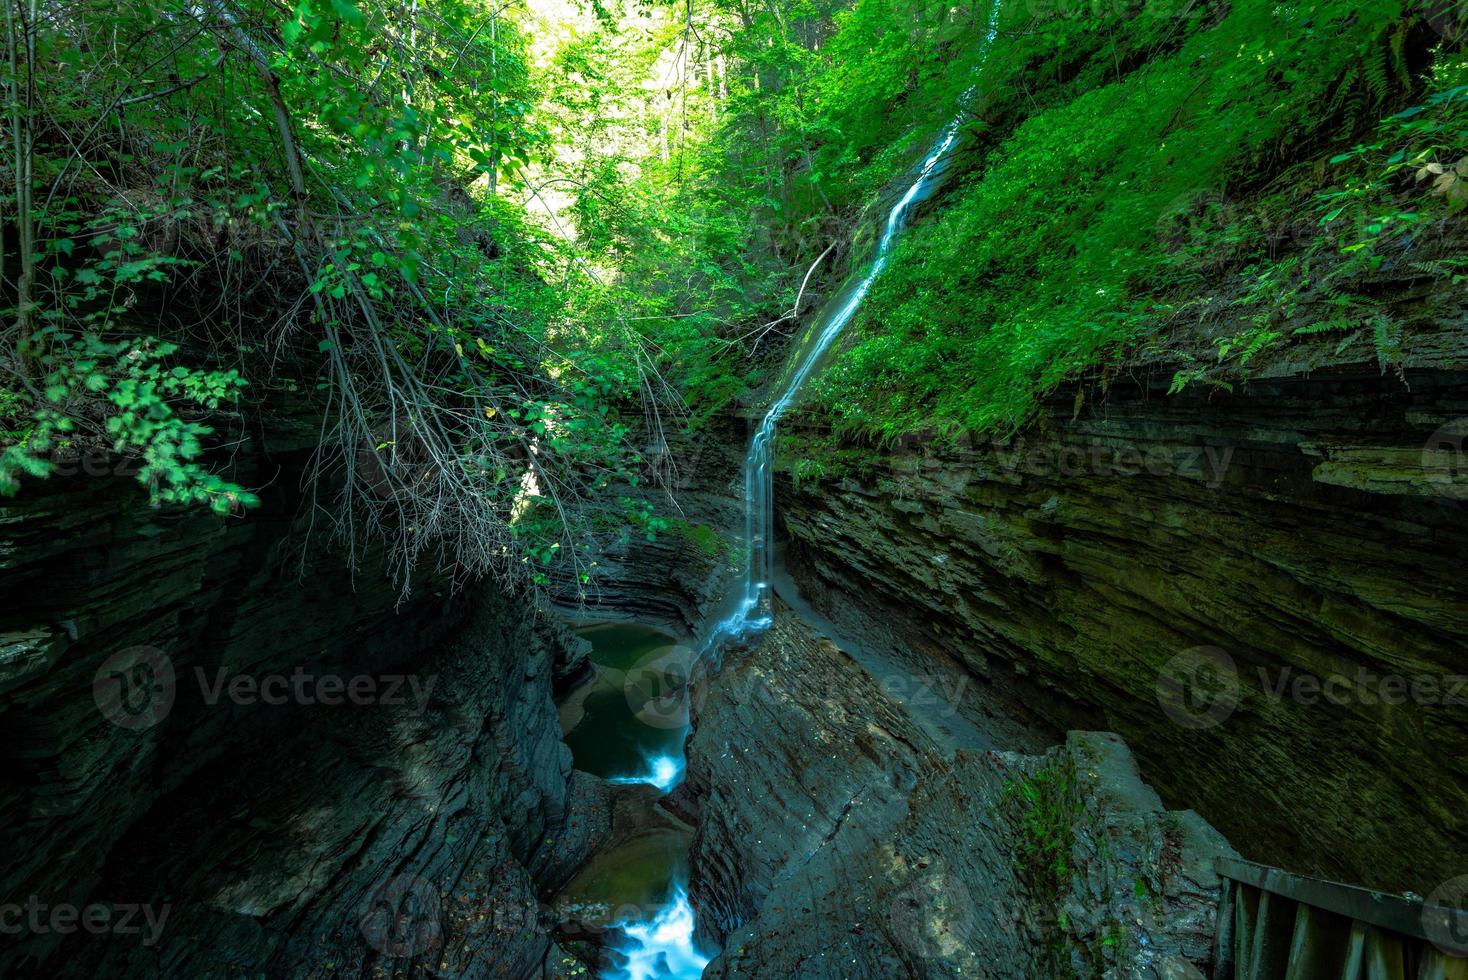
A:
[679,608,1233,978]
[779,362,1468,894]
[0,429,608,977]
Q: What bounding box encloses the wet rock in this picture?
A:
[551,919,632,973]
[682,609,1231,978]
[0,443,610,976]
[548,413,746,636]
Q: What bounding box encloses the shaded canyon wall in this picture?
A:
[0,417,608,977]
[777,358,1468,896]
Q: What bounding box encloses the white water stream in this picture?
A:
[606,10,1002,975]
[702,95,987,657]
[610,103,969,980]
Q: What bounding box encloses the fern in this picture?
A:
[1363,37,1391,107]
[1292,315,1354,336]
[1370,313,1404,373]
[1334,330,1365,356]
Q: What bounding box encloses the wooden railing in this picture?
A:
[1213,859,1468,979]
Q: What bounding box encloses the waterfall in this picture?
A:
[600,12,1005,979]
[702,2,1001,656]
[603,102,975,980]
[608,752,684,793]
[607,887,711,980]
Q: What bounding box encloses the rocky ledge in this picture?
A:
[549,412,746,635]
[0,435,611,977]
[676,606,1234,978]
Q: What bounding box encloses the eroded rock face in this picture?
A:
[550,412,746,633]
[779,364,1468,894]
[0,442,609,977]
[678,609,1234,978]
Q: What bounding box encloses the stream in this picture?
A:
[557,622,711,980]
[554,24,997,971]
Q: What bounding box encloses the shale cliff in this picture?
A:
[777,343,1468,896]
[0,416,609,977]
[554,412,745,633]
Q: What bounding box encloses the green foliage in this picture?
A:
[547,0,1464,451]
[789,457,826,488]
[0,329,253,513]
[1005,761,1080,901]
[666,518,727,557]
[1003,758,1082,974]
[809,0,1420,438]
[1,0,666,592]
[1319,69,1468,262]
[8,0,1463,587]
[1,196,254,509]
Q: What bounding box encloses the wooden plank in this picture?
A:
[1284,902,1352,980]
[1245,889,1296,980]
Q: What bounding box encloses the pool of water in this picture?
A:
[558,622,714,979]
[556,819,712,980]
[555,825,692,923]
[562,622,692,788]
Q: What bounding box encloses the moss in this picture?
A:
[773,430,889,486]
[667,518,726,557]
[805,2,1453,440]
[1002,756,1083,976]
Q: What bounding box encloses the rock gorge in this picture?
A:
[776,337,1468,897]
[3,1,1466,976]
[0,422,613,977]
[4,328,1467,978]
[3,276,1467,978]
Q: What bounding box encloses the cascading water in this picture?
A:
[703,3,1000,656]
[608,887,711,980]
[597,10,1003,976]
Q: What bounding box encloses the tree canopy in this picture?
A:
[2,0,1464,589]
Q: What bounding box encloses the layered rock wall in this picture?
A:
[779,361,1468,894]
[678,609,1234,978]
[0,424,607,977]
